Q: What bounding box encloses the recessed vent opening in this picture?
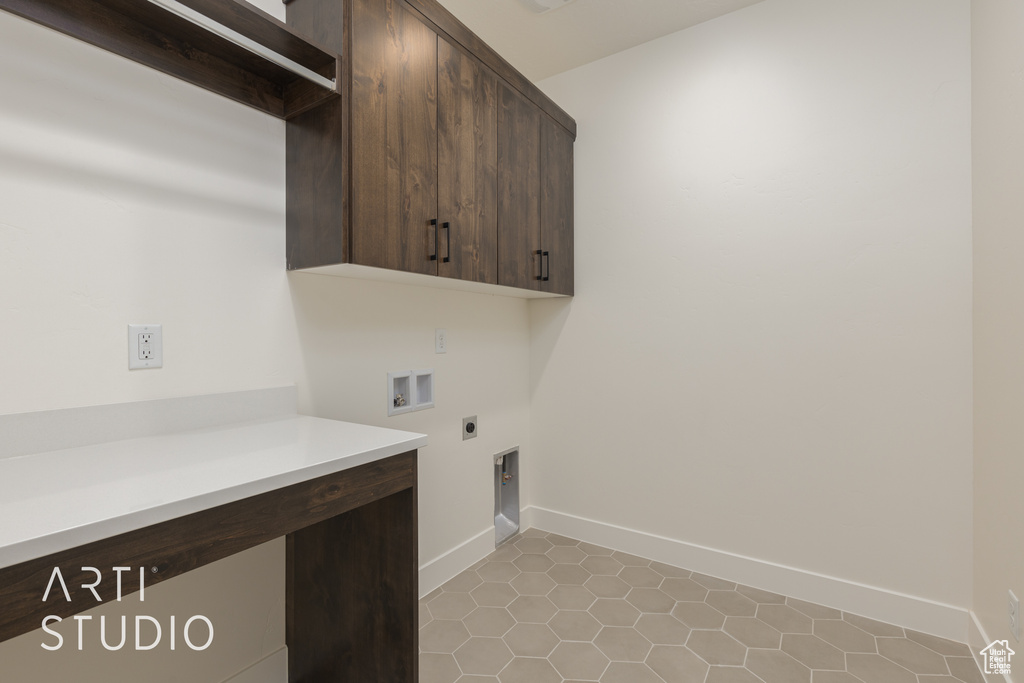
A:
[494,447,520,547]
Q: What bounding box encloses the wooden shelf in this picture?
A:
[0,0,341,119]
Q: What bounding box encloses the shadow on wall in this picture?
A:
[0,16,283,224]
[528,297,573,401]
[0,148,280,224]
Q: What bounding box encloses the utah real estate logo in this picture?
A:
[980,639,1014,676]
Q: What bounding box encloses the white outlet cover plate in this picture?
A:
[128,324,163,370]
[1011,589,1020,641]
[435,328,447,354]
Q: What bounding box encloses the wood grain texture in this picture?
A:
[284,0,573,295]
[286,0,348,270]
[0,452,416,645]
[287,485,418,683]
[286,98,347,268]
[352,0,438,274]
[0,0,338,119]
[173,0,336,74]
[399,0,576,139]
[541,115,574,295]
[437,38,498,284]
[497,83,543,291]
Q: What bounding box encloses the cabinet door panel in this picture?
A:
[497,84,542,291]
[541,116,574,295]
[438,40,498,284]
[352,0,438,275]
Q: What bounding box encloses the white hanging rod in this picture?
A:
[146,0,337,92]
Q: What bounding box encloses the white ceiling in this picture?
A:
[436,0,768,82]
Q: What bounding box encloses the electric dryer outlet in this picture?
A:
[463,416,477,440]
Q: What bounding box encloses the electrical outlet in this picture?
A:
[435,328,447,354]
[463,415,477,440]
[139,333,154,359]
[1011,590,1020,642]
[128,324,162,370]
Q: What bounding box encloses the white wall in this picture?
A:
[289,274,532,576]
[0,9,295,679]
[0,2,532,679]
[972,0,1024,660]
[531,0,973,636]
[0,0,982,678]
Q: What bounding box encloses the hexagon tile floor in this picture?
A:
[419,529,985,683]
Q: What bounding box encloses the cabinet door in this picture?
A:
[352,0,438,275]
[497,84,542,291]
[437,39,498,284]
[540,116,574,295]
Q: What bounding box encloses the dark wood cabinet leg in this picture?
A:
[287,486,418,683]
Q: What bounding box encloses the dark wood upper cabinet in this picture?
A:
[351,0,438,275]
[285,0,574,297]
[541,116,575,296]
[437,39,499,285]
[497,84,543,292]
[498,86,575,296]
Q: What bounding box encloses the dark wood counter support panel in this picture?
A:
[0,451,418,683]
[0,0,340,119]
[288,488,417,682]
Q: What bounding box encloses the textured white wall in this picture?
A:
[972,0,1024,652]
[531,0,973,615]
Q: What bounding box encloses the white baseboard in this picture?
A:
[221,647,287,683]
[418,509,537,597]
[528,506,970,642]
[969,611,1015,683]
[419,527,499,597]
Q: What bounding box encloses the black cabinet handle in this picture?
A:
[535,250,543,280]
[430,219,438,261]
[543,251,550,282]
[443,222,451,263]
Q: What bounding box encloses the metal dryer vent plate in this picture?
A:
[515,0,577,14]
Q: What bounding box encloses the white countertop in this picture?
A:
[0,415,427,570]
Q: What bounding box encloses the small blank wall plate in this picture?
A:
[128,324,162,370]
[388,369,434,416]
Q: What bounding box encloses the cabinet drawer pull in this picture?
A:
[543,251,550,282]
[430,219,438,261]
[443,222,451,263]
[535,250,543,280]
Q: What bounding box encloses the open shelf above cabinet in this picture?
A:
[0,0,341,119]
